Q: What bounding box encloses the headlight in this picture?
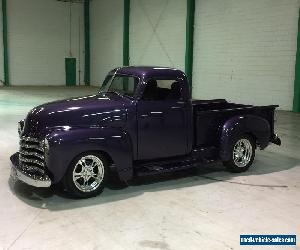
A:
[18,119,25,135]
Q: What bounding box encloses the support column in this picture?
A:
[2,0,9,86]
[293,8,300,112]
[185,0,195,94]
[123,0,130,66]
[84,0,90,86]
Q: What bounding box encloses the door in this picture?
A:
[65,58,76,86]
[137,79,188,160]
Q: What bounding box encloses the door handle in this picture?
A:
[150,111,163,117]
[140,112,163,119]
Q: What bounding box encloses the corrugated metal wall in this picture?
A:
[0,0,299,110]
[192,0,299,110]
[7,0,84,86]
[90,0,123,86]
[129,0,186,71]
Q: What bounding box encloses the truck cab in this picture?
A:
[115,67,193,160]
[10,66,281,198]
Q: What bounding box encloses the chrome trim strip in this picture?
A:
[21,136,40,143]
[20,150,44,160]
[11,164,51,188]
[21,163,45,174]
[150,111,163,114]
[20,144,43,151]
[19,136,46,172]
[19,155,44,166]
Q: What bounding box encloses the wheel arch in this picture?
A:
[243,132,257,148]
[69,150,114,167]
[219,115,270,161]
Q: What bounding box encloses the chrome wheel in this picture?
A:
[233,139,253,168]
[72,155,105,193]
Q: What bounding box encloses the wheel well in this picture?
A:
[244,132,257,148]
[97,150,114,165]
[72,150,114,166]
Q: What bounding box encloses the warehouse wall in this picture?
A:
[129,0,186,71]
[0,0,4,84]
[7,0,84,86]
[0,0,298,111]
[193,0,299,110]
[90,0,123,86]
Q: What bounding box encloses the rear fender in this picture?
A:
[219,115,270,161]
[46,127,133,183]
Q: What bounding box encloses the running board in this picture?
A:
[135,147,218,177]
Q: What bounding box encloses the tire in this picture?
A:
[63,152,108,198]
[223,134,255,173]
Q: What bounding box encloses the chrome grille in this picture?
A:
[19,136,45,174]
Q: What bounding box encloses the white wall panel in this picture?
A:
[193,0,299,110]
[8,0,84,85]
[130,0,186,71]
[90,0,123,86]
[0,0,4,84]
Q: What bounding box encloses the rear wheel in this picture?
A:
[223,135,255,173]
[63,152,107,198]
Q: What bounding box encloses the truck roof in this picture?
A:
[115,66,187,80]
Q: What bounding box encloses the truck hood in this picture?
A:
[23,94,127,137]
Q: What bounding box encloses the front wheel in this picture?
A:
[63,152,107,198]
[223,135,255,173]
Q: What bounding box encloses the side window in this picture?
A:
[142,79,183,101]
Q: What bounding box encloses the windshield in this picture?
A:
[100,74,139,97]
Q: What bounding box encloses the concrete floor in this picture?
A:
[0,86,299,250]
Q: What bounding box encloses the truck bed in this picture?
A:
[192,99,277,147]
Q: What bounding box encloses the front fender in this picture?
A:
[219,115,271,161]
[46,127,133,183]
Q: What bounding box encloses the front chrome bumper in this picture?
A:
[10,152,51,188]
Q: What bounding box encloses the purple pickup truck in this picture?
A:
[10,66,281,198]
